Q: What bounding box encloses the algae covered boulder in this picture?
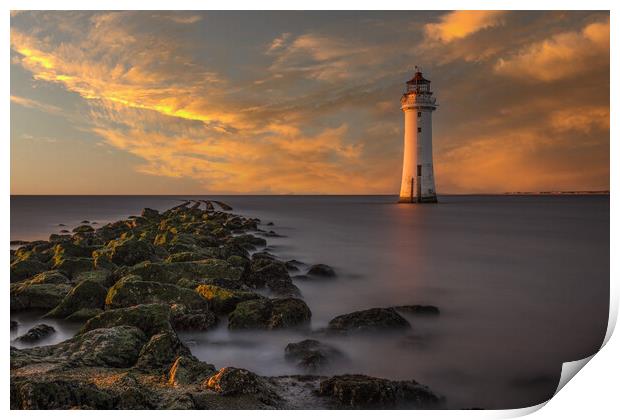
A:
[284,339,345,372]
[307,263,336,278]
[52,257,94,278]
[228,297,311,330]
[204,367,278,404]
[136,330,191,370]
[94,236,157,267]
[80,303,172,338]
[168,356,216,386]
[318,374,443,408]
[11,283,72,311]
[22,270,69,286]
[105,276,209,310]
[326,307,411,334]
[170,304,217,331]
[45,279,108,319]
[15,324,56,343]
[10,259,49,283]
[195,284,262,314]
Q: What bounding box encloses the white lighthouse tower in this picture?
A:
[398,68,438,203]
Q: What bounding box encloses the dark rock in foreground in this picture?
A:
[319,374,443,408]
[327,307,411,334]
[228,298,311,330]
[15,324,56,343]
[285,339,345,372]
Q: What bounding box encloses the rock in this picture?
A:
[228,297,311,330]
[170,304,218,331]
[53,242,97,259]
[307,264,336,278]
[15,324,56,343]
[284,339,345,372]
[393,305,440,316]
[49,234,71,243]
[59,229,70,233]
[168,356,216,386]
[136,330,191,370]
[247,259,300,296]
[10,259,49,282]
[80,303,172,338]
[11,283,72,311]
[94,236,157,267]
[204,367,278,404]
[141,208,160,219]
[73,270,113,288]
[327,308,411,334]
[72,225,94,233]
[105,276,209,310]
[319,374,443,408]
[195,284,262,314]
[11,320,19,330]
[45,279,108,319]
[80,220,91,224]
[22,270,70,286]
[52,257,94,278]
[65,308,104,322]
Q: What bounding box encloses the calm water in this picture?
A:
[10,195,609,409]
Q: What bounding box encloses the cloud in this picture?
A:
[549,106,609,134]
[424,11,506,43]
[494,19,609,81]
[10,94,63,115]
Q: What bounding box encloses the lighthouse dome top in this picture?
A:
[405,69,432,94]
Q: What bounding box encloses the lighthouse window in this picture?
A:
[417,112,421,117]
[417,127,422,133]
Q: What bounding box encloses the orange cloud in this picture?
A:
[425,11,506,43]
[494,19,610,81]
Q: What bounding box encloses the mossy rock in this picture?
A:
[135,330,191,370]
[73,270,113,288]
[326,308,411,334]
[105,277,208,311]
[11,283,72,311]
[80,303,172,338]
[53,242,98,259]
[168,356,216,386]
[95,236,157,266]
[165,251,214,263]
[52,257,94,278]
[22,270,70,286]
[10,259,49,283]
[72,224,95,234]
[65,308,104,322]
[45,279,108,319]
[122,261,175,284]
[195,284,262,314]
[228,297,311,330]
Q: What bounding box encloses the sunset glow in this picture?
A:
[10,11,610,194]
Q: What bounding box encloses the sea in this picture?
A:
[10,195,610,409]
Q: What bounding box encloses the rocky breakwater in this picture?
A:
[10,200,443,409]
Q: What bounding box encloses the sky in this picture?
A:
[10,10,610,195]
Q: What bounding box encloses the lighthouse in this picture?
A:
[398,68,438,203]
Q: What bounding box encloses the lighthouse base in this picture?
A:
[398,195,438,204]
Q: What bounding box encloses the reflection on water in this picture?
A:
[10,195,609,409]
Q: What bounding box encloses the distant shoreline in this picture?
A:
[503,191,609,196]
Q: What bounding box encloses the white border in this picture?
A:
[3,2,617,419]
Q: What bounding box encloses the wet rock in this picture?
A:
[22,270,70,286]
[52,257,94,278]
[11,283,72,311]
[49,234,72,243]
[284,339,345,372]
[228,234,267,250]
[228,297,311,330]
[105,276,208,311]
[53,242,97,259]
[45,279,108,319]
[195,284,262,314]
[16,324,56,343]
[319,374,443,408]
[136,330,191,370]
[170,304,218,331]
[393,305,440,316]
[327,308,411,334]
[204,367,279,405]
[73,270,113,288]
[10,259,49,282]
[59,229,70,233]
[93,236,157,267]
[141,208,160,219]
[247,259,301,296]
[65,308,104,322]
[307,264,336,278]
[80,220,91,224]
[80,303,172,338]
[168,356,216,386]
